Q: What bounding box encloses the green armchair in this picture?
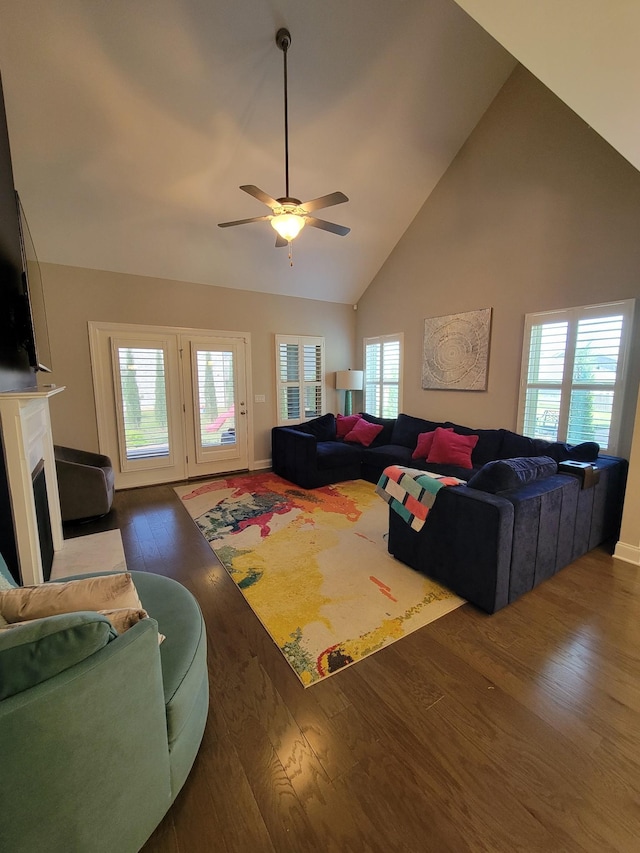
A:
[0,555,208,852]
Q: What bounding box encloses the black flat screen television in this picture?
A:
[0,72,51,392]
[16,191,53,374]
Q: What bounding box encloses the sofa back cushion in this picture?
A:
[446,423,505,466]
[466,455,557,494]
[390,413,443,449]
[0,611,117,700]
[297,413,337,442]
[427,427,478,469]
[360,413,396,446]
[534,439,600,463]
[499,430,539,459]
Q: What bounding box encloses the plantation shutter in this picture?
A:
[518,300,634,454]
[276,335,325,425]
[115,345,169,460]
[364,334,403,418]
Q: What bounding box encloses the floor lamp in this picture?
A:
[335,370,363,416]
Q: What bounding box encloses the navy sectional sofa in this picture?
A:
[272,413,628,612]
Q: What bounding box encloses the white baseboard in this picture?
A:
[251,458,272,471]
[614,541,640,565]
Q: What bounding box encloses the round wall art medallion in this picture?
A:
[422,308,492,391]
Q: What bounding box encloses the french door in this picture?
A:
[90,322,250,488]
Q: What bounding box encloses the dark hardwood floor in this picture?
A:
[67,483,640,852]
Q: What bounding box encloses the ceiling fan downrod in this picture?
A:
[276,28,292,200]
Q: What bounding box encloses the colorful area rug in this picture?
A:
[175,473,464,686]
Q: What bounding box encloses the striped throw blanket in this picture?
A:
[376,465,465,532]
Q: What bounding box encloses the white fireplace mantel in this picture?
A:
[0,385,65,585]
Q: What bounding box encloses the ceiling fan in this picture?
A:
[218,28,350,260]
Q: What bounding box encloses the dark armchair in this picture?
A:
[54,445,115,522]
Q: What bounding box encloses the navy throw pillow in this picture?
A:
[466,456,557,494]
[544,441,600,462]
[297,413,336,442]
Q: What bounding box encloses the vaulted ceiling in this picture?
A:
[0,0,515,304]
[2,2,637,306]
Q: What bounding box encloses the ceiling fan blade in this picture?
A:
[218,215,272,228]
[275,234,288,248]
[240,185,280,210]
[305,216,350,237]
[300,191,349,213]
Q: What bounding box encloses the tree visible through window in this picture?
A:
[518,300,634,453]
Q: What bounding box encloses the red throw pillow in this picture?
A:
[411,427,453,460]
[336,413,362,438]
[344,418,383,447]
[427,427,479,469]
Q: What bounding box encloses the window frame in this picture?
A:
[517,299,635,454]
[275,334,325,426]
[363,333,404,418]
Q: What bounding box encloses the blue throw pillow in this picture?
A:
[466,456,557,494]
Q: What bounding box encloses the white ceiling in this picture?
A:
[0,0,515,304]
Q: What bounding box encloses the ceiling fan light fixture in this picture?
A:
[271,212,305,241]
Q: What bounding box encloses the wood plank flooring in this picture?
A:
[66,483,640,852]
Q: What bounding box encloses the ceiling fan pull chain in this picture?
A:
[288,240,294,267]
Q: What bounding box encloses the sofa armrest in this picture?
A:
[271,426,320,488]
[388,485,515,613]
[0,619,172,853]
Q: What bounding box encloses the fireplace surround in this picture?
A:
[0,386,64,585]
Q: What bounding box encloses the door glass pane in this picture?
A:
[196,350,236,448]
[523,388,561,440]
[117,347,169,459]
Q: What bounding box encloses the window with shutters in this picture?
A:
[275,335,325,425]
[114,344,170,460]
[363,334,403,418]
[517,300,634,454]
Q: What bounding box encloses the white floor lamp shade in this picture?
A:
[335,370,363,416]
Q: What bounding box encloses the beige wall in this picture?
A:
[356,66,640,459]
[40,264,356,464]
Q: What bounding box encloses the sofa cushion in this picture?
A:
[344,418,384,447]
[428,428,478,469]
[297,413,336,442]
[539,440,600,463]
[0,572,143,623]
[336,413,361,438]
[446,423,505,466]
[500,430,538,459]
[466,455,558,494]
[361,444,415,471]
[316,440,364,470]
[412,428,453,460]
[0,611,117,700]
[360,412,396,446]
[390,413,443,449]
